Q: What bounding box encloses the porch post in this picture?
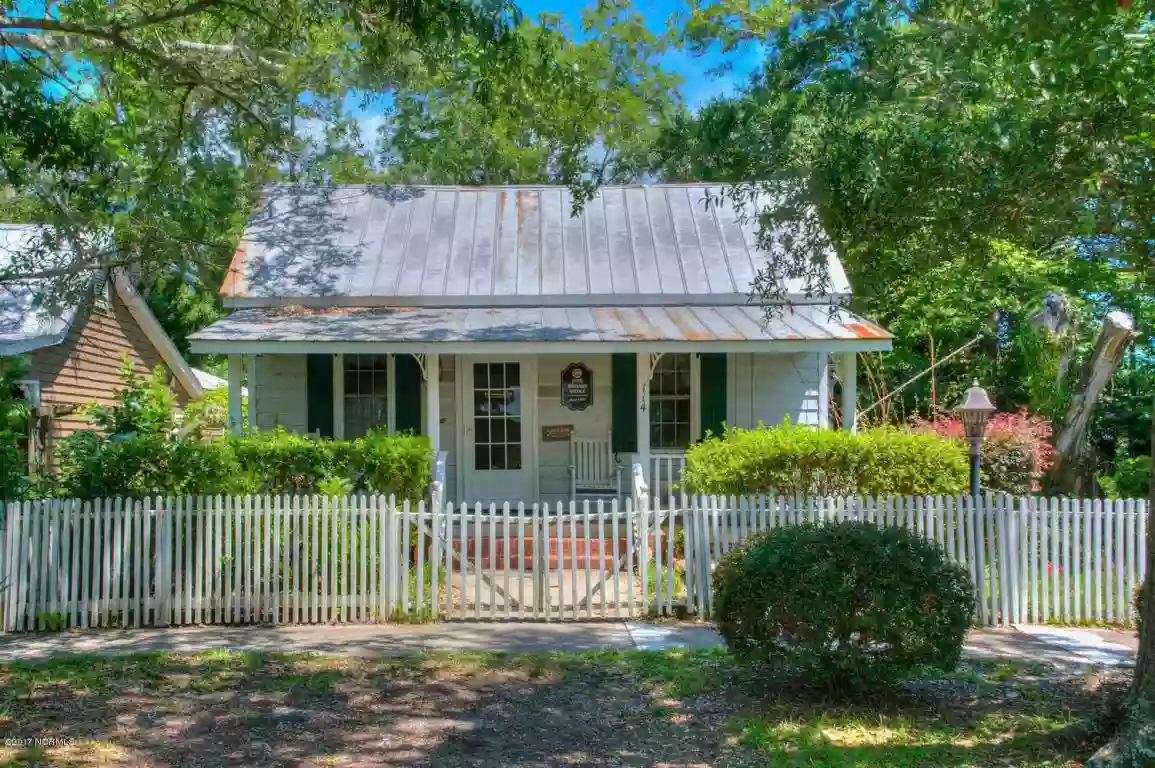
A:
[636,351,650,487]
[246,354,258,431]
[840,352,858,433]
[425,352,440,455]
[817,352,830,429]
[227,354,243,434]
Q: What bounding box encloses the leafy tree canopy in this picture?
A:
[381,1,684,198]
[653,0,1154,422]
[0,0,682,346]
[0,0,519,296]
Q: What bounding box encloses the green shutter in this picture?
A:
[306,354,334,438]
[611,353,637,454]
[699,352,727,441]
[394,353,424,434]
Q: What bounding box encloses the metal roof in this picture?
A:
[222,184,850,307]
[0,225,79,355]
[189,304,891,353]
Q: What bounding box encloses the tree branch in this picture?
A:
[116,0,229,31]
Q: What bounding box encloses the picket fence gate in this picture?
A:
[0,493,1147,632]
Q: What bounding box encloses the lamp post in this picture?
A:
[955,380,996,498]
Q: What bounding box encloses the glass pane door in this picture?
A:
[472,362,523,471]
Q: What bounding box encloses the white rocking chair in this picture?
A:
[569,430,622,500]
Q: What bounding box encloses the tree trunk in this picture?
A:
[1085,392,1155,767]
[1049,311,1138,492]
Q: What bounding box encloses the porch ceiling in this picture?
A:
[188,304,892,354]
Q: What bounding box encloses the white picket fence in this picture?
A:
[0,493,1147,632]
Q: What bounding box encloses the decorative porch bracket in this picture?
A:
[411,353,428,381]
[646,352,665,383]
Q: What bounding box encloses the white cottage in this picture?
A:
[189,184,892,504]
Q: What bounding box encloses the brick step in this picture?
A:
[434,536,668,570]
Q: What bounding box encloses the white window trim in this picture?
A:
[15,379,40,408]
[650,352,696,451]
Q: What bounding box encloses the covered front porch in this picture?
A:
[190,305,890,505]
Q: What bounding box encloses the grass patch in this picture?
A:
[0,648,1123,767]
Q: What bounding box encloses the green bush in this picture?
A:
[226,428,347,494]
[348,429,433,502]
[56,432,249,498]
[682,423,968,497]
[54,427,432,501]
[182,386,246,435]
[713,521,974,691]
[1098,455,1151,500]
[1,431,25,503]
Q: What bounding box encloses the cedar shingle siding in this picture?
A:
[25,292,193,462]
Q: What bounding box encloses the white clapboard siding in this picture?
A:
[0,493,1147,630]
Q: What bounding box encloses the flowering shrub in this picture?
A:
[913,409,1055,495]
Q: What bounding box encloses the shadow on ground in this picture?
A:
[0,650,1129,767]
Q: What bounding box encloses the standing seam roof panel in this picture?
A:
[605,188,638,295]
[625,187,661,295]
[561,189,588,295]
[444,190,477,296]
[469,191,497,296]
[494,190,519,296]
[421,191,458,297]
[349,193,394,296]
[396,192,436,296]
[515,190,542,297]
[644,186,687,295]
[226,184,851,303]
[541,191,565,295]
[585,194,613,295]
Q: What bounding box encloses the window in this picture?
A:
[650,354,691,449]
[473,362,522,471]
[343,354,388,438]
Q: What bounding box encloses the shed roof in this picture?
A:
[222,184,850,308]
[188,304,891,354]
[0,224,203,397]
[0,225,79,355]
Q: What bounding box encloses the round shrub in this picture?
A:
[713,521,975,691]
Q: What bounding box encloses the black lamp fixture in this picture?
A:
[955,380,996,498]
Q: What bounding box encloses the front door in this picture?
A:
[464,358,536,503]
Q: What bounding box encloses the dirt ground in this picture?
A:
[0,649,1132,767]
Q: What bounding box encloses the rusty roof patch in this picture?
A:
[665,306,713,341]
[842,320,892,340]
[220,239,250,298]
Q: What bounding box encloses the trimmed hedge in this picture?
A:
[55,427,432,501]
[682,423,969,497]
[713,521,975,691]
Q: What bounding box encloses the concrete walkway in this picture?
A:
[0,622,1137,668]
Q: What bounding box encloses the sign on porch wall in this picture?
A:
[561,362,592,411]
[542,424,574,441]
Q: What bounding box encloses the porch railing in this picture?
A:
[649,451,687,501]
[429,450,448,511]
[631,451,687,505]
